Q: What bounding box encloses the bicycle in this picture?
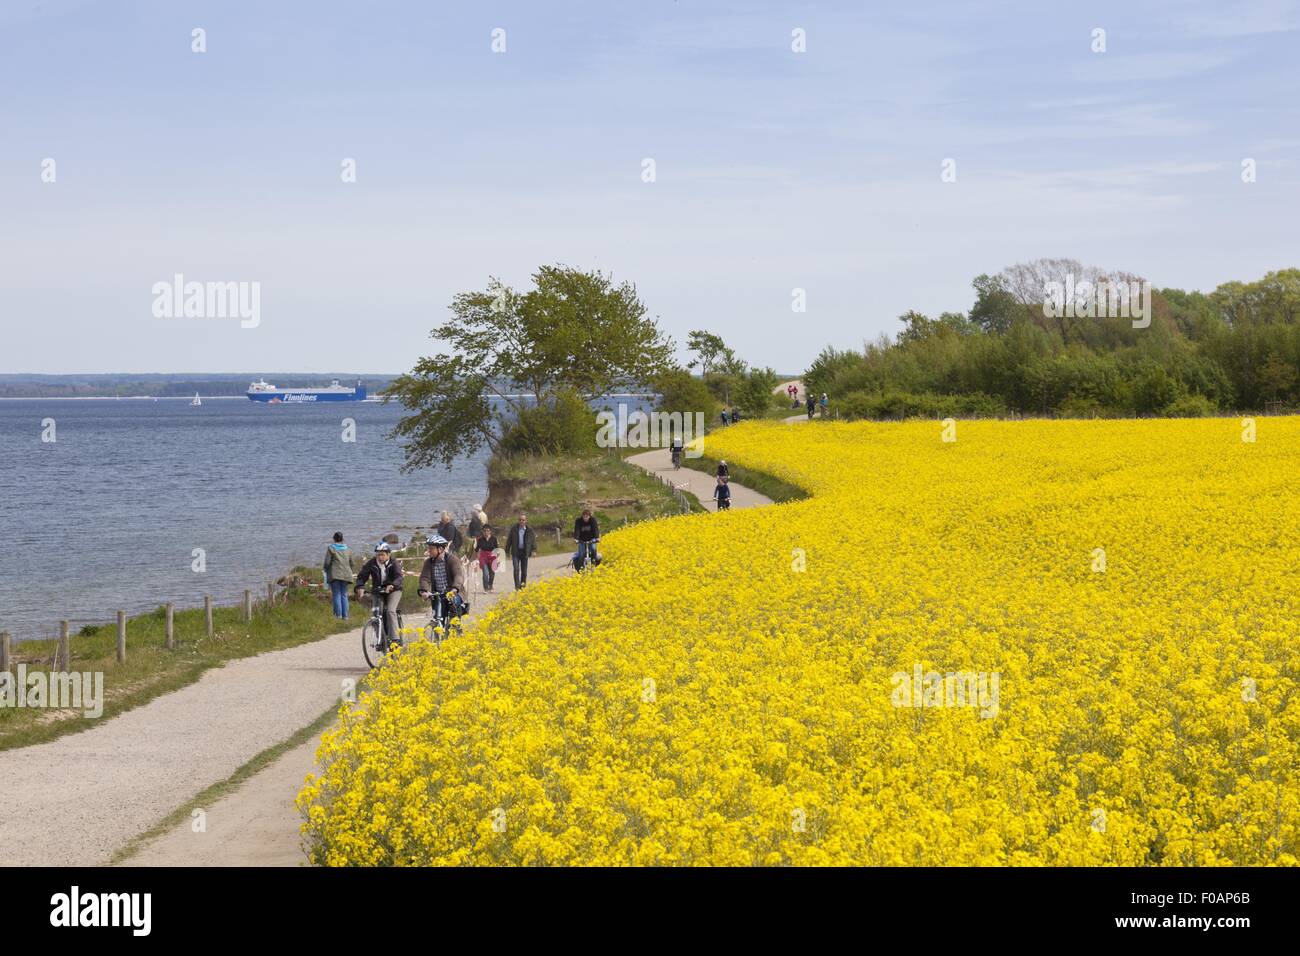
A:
[423,589,466,646]
[572,538,601,573]
[670,445,683,469]
[361,587,405,669]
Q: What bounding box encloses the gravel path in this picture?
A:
[0,628,368,866]
[10,455,772,867]
[0,553,572,867]
[626,447,773,511]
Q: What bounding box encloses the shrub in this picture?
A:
[498,389,598,456]
[1057,396,1106,419]
[836,390,1006,420]
[1162,394,1218,418]
[734,367,779,417]
[654,369,717,420]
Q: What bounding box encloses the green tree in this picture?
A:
[654,368,717,418]
[497,389,599,456]
[734,366,778,417]
[685,330,728,376]
[969,273,1021,335]
[387,265,674,470]
[1257,353,1297,401]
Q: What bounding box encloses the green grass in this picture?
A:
[0,567,376,752]
[486,449,705,555]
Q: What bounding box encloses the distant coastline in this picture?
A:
[0,395,251,401]
[0,373,396,400]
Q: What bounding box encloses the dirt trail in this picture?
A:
[30,456,773,868]
[0,552,569,867]
[109,552,573,867]
[626,447,772,511]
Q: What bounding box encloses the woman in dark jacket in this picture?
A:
[353,544,404,642]
[475,525,499,592]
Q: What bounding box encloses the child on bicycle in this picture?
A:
[713,476,732,510]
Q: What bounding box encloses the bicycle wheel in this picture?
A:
[362,619,386,668]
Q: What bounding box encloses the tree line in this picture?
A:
[803,260,1300,420]
[389,261,1300,472]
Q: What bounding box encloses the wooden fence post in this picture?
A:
[116,610,126,663]
[0,632,10,673]
[58,620,70,672]
[204,595,213,638]
[267,582,275,607]
[165,603,175,649]
[244,590,253,622]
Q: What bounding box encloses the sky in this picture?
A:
[2,0,1298,374]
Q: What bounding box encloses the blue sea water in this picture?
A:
[0,398,489,641]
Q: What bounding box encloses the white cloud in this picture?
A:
[1179,0,1300,37]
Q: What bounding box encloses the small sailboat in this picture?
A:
[191,392,202,406]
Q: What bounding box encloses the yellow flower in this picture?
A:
[298,417,1300,866]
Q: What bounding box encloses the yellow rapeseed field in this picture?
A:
[298,417,1300,865]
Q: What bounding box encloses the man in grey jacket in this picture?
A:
[505,512,537,589]
[418,534,467,624]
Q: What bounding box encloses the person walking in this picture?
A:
[505,512,537,590]
[467,503,484,542]
[475,524,499,592]
[322,532,354,619]
[819,392,829,417]
[720,408,729,426]
[435,510,464,554]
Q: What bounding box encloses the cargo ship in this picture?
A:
[246,379,366,403]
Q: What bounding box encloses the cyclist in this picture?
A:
[716,459,730,480]
[417,533,467,633]
[713,475,732,510]
[669,435,684,468]
[354,542,404,648]
[806,394,815,420]
[572,508,601,570]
